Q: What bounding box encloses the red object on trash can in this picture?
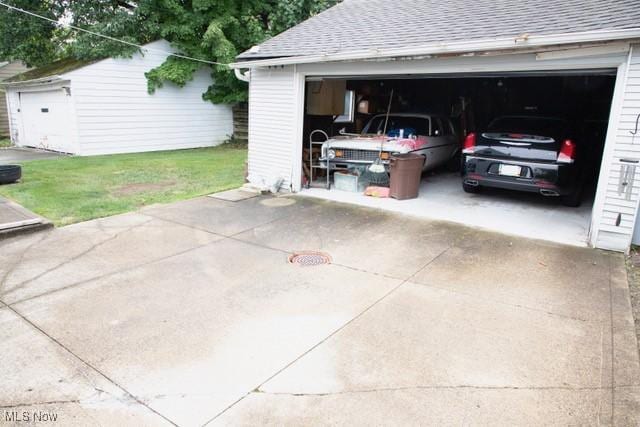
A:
[389,153,425,200]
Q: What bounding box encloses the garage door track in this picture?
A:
[1,194,639,425]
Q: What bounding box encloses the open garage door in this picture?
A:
[20,89,74,153]
[301,70,616,246]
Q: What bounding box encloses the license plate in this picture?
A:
[499,164,521,177]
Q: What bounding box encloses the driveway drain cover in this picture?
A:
[288,251,332,266]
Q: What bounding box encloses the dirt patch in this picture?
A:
[626,248,640,357]
[112,181,176,196]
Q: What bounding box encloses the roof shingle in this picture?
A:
[238,0,640,60]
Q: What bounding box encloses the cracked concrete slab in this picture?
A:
[214,388,612,426]
[411,233,615,322]
[11,238,402,426]
[234,199,462,279]
[208,188,258,202]
[141,196,317,237]
[0,307,170,426]
[0,196,49,235]
[0,213,221,304]
[1,194,639,425]
[260,282,611,393]
[614,386,640,425]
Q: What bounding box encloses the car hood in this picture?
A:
[323,136,427,153]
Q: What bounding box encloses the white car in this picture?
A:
[319,113,460,172]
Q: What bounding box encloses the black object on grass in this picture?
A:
[0,165,22,185]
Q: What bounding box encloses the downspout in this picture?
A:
[234,68,251,82]
[233,66,252,189]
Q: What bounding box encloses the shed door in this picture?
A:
[20,90,74,153]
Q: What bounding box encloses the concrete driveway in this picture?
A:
[1,194,639,426]
[0,147,65,163]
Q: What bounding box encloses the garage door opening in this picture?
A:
[300,72,616,246]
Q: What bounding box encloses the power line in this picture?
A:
[0,1,229,67]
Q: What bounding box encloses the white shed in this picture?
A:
[232,0,640,252]
[3,40,233,155]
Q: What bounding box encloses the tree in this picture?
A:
[0,0,64,67]
[0,0,341,103]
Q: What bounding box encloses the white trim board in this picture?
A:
[589,59,631,248]
[232,30,640,68]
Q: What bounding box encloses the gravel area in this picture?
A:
[626,248,640,355]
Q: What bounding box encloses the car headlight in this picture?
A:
[327,149,336,160]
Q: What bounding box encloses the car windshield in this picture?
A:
[363,116,429,137]
[488,116,567,137]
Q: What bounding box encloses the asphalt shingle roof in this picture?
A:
[4,58,94,83]
[238,0,640,61]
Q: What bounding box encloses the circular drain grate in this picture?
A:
[288,251,332,266]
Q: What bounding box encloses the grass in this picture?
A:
[0,138,11,148]
[0,145,247,226]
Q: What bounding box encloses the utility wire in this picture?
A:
[0,1,229,67]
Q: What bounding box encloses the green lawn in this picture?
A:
[0,145,247,226]
[0,138,11,148]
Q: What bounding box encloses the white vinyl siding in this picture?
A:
[0,93,8,136]
[246,66,297,191]
[63,40,232,155]
[0,62,29,136]
[5,40,232,155]
[596,45,640,251]
[5,89,20,141]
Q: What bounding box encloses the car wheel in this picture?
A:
[0,165,21,185]
[561,188,582,207]
[462,182,480,193]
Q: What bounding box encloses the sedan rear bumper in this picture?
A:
[462,155,577,196]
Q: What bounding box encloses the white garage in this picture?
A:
[3,40,233,155]
[232,0,640,252]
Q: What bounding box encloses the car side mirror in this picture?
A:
[338,127,347,135]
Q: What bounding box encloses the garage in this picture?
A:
[232,0,640,252]
[297,71,615,246]
[4,40,233,156]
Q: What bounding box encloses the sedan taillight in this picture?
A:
[462,133,476,154]
[557,139,576,164]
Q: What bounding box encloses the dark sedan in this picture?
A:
[461,116,584,206]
